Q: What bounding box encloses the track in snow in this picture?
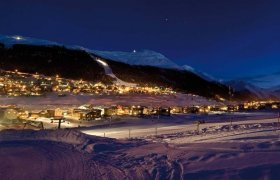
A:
[89,53,136,87]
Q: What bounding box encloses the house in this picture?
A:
[171,106,184,114]
[82,109,102,121]
[117,106,131,115]
[104,106,118,117]
[54,108,68,117]
[143,106,154,115]
[155,107,171,116]
[72,109,86,120]
[29,110,46,119]
[185,106,199,114]
[227,105,238,112]
[198,106,210,113]
[210,106,222,112]
[131,106,144,116]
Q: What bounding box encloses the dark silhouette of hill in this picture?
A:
[0,43,248,100]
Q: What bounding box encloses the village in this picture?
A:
[0,69,175,97]
[1,70,280,131]
[1,98,280,131]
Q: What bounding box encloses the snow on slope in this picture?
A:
[228,72,280,98]
[0,34,61,47]
[226,80,272,99]
[239,72,280,89]
[92,49,181,69]
[0,34,215,86]
[182,65,217,82]
[0,129,182,179]
[0,93,223,108]
[76,46,137,87]
[90,55,137,87]
[0,35,137,86]
[3,118,280,179]
[91,49,221,83]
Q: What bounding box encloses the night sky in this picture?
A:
[1,0,280,79]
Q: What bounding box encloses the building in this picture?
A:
[117,106,131,115]
[185,106,199,114]
[171,106,184,114]
[154,107,171,116]
[131,106,144,116]
[104,106,118,117]
[82,109,102,121]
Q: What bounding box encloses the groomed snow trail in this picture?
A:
[89,54,137,87]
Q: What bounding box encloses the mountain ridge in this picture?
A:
[0,34,260,100]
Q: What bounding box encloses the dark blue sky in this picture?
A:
[1,0,280,79]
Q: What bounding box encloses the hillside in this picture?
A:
[0,42,232,100]
[226,80,280,100]
[0,43,112,83]
[93,54,230,98]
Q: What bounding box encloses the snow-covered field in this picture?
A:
[81,112,277,138]
[2,112,280,179]
[0,93,222,108]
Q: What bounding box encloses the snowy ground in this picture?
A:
[0,93,222,109]
[81,112,278,139]
[2,112,280,179]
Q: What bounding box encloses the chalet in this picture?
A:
[72,109,86,120]
[143,106,154,115]
[72,108,102,121]
[131,106,144,116]
[171,106,184,114]
[29,110,48,119]
[104,106,118,117]
[82,109,102,121]
[185,106,200,114]
[54,108,68,117]
[227,105,238,112]
[117,106,131,115]
[156,107,171,116]
[198,106,210,113]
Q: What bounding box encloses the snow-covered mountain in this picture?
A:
[92,49,181,69]
[92,49,223,83]
[182,65,217,82]
[0,34,60,47]
[227,72,280,99]
[225,80,277,99]
[239,72,280,89]
[0,34,234,99]
[0,34,184,70]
